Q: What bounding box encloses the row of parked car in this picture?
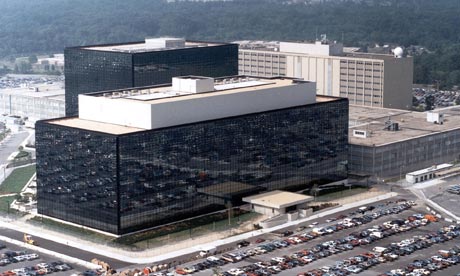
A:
[0,251,40,267]
[171,200,416,276]
[298,223,460,276]
[380,245,460,276]
[0,261,73,276]
[446,185,460,194]
[0,244,73,276]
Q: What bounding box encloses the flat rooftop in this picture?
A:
[49,95,334,135]
[49,117,144,135]
[90,77,300,104]
[47,76,338,134]
[237,40,403,61]
[0,82,65,99]
[82,38,226,53]
[243,190,313,209]
[407,163,453,177]
[349,105,460,147]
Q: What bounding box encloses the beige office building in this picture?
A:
[238,40,413,110]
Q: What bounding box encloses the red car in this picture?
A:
[175,268,188,275]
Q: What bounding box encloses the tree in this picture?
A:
[28,55,38,64]
[425,95,435,111]
[310,183,320,199]
[16,61,31,73]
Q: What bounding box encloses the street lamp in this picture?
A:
[399,165,404,180]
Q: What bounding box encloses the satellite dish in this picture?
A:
[393,47,403,58]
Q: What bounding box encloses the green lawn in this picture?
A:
[28,216,114,244]
[0,195,17,213]
[131,212,261,249]
[0,165,36,194]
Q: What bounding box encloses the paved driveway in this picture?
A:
[0,131,30,164]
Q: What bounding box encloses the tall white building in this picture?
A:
[237,39,413,110]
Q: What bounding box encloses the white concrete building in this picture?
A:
[78,76,317,130]
[405,164,453,184]
[0,81,65,122]
[237,39,413,110]
[243,190,313,216]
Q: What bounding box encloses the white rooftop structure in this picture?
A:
[279,40,344,56]
[77,76,317,131]
[405,163,453,184]
[243,190,313,209]
[407,164,453,177]
[83,37,225,53]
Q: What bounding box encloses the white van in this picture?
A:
[372,246,387,254]
[198,245,217,257]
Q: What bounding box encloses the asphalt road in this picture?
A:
[0,131,30,164]
[0,227,132,269]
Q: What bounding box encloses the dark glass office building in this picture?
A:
[65,39,238,116]
[36,100,348,235]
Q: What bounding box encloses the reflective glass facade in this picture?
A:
[65,43,238,116]
[37,98,348,234]
[35,126,119,233]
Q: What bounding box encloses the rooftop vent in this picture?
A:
[145,37,185,49]
[427,112,444,124]
[383,117,399,131]
[172,76,214,93]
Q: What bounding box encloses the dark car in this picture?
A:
[237,240,250,248]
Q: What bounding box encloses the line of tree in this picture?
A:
[0,0,459,87]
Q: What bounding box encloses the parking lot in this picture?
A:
[159,197,460,276]
[426,175,460,218]
[0,241,99,276]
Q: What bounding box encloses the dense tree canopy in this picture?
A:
[0,0,459,86]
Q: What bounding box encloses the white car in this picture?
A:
[271,257,285,263]
[254,262,267,268]
[431,255,443,262]
[24,253,39,260]
[302,256,314,263]
[227,268,245,275]
[13,255,27,262]
[268,266,282,272]
[346,266,362,273]
[207,256,220,262]
[228,253,242,261]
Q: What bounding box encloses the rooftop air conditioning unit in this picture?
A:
[427,112,444,124]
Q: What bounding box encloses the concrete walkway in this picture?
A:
[313,189,385,205]
[0,192,397,265]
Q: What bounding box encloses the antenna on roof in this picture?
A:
[315,27,318,41]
